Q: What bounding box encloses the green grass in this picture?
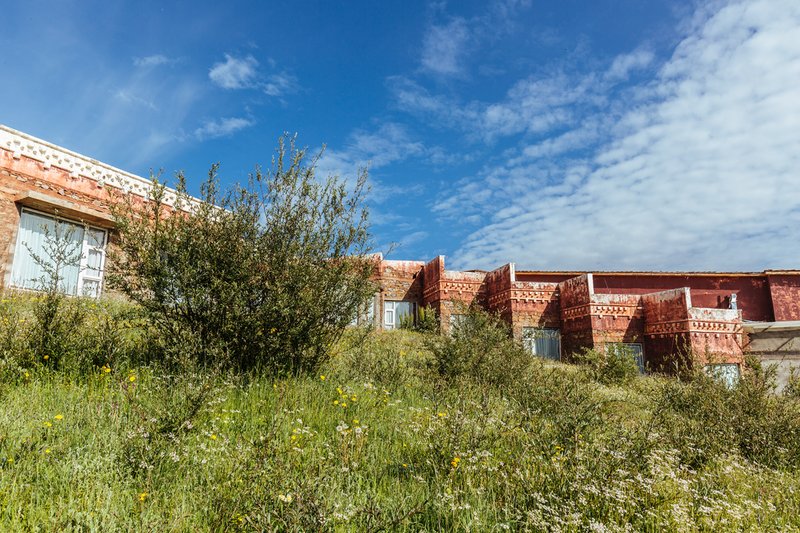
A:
[2,299,800,530]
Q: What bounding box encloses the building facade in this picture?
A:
[0,125,185,297]
[2,124,799,381]
[372,256,800,380]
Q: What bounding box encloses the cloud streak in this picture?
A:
[435,0,800,271]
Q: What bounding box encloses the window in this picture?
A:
[450,313,467,330]
[606,343,645,373]
[705,363,740,389]
[10,208,107,297]
[383,300,415,330]
[350,294,377,326]
[523,328,561,360]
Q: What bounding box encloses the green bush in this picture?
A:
[427,304,530,388]
[654,362,800,469]
[399,305,439,334]
[108,136,376,374]
[575,346,641,386]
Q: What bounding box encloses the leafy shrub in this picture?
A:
[109,136,376,374]
[399,305,439,334]
[325,329,433,390]
[427,304,530,388]
[785,368,800,399]
[654,361,800,469]
[575,346,641,385]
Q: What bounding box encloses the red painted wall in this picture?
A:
[767,274,800,322]
[592,274,774,322]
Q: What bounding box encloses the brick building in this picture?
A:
[371,255,800,382]
[0,125,184,297]
[2,124,799,382]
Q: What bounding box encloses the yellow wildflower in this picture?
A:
[210,434,217,441]
[437,412,447,418]
[44,449,51,454]
[341,402,347,408]
[139,492,148,502]
[352,419,359,425]
[278,493,293,503]
[54,414,63,420]
[43,355,49,361]
[333,400,339,405]
[319,375,326,381]
[43,421,52,428]
[6,458,13,463]
[129,375,136,382]
[451,457,461,468]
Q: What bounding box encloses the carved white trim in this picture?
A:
[0,124,191,208]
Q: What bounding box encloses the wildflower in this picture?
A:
[24,372,30,379]
[102,365,111,374]
[129,375,136,382]
[333,400,339,405]
[44,449,51,454]
[54,414,63,421]
[6,458,13,463]
[340,402,347,408]
[352,419,359,425]
[437,412,447,418]
[43,421,52,428]
[278,493,293,503]
[139,492,148,502]
[402,463,408,468]
[210,434,217,441]
[43,355,49,361]
[319,375,326,381]
[337,387,343,395]
[451,457,461,468]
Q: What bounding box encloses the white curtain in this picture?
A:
[11,210,84,294]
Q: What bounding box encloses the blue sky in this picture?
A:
[3,0,799,271]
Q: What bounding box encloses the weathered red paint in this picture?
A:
[1,125,797,374]
[369,257,795,372]
[766,272,800,322]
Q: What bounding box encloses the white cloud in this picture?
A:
[604,48,655,82]
[209,54,259,89]
[208,54,298,97]
[114,90,158,110]
[263,72,298,97]
[438,0,800,271]
[419,0,532,78]
[421,18,470,76]
[317,123,425,180]
[133,54,175,68]
[194,117,254,141]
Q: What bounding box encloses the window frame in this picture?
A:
[383,300,416,330]
[605,342,645,373]
[10,207,108,297]
[705,363,741,389]
[523,327,562,361]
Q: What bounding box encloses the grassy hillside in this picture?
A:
[2,297,800,531]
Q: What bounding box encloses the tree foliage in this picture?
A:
[108,135,376,373]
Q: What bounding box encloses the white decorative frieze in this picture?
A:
[0,125,186,207]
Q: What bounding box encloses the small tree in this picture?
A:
[109,135,376,373]
[25,215,88,367]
